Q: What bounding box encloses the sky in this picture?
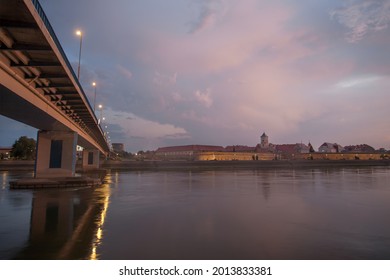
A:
[1,0,390,152]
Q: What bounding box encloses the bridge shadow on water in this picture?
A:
[13,175,111,260]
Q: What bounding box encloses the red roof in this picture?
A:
[342,144,376,153]
[225,145,255,152]
[156,145,224,153]
[275,143,309,153]
[275,144,297,153]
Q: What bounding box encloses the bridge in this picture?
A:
[0,0,110,177]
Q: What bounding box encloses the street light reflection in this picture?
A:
[2,171,8,189]
[89,174,112,260]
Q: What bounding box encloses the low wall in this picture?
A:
[196,152,275,161]
[196,152,389,161]
[294,153,388,160]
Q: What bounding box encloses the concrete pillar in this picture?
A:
[35,130,78,178]
[82,149,100,170]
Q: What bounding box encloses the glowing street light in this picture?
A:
[92,82,97,111]
[98,104,103,124]
[75,29,83,80]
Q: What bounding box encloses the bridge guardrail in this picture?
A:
[30,0,97,124]
[29,0,109,151]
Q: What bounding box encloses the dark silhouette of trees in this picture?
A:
[308,142,315,153]
[11,136,36,160]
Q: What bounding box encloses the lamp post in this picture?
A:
[75,30,83,80]
[98,104,103,124]
[92,82,97,111]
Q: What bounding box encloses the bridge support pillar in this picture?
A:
[35,130,78,178]
[82,149,100,170]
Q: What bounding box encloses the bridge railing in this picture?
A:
[30,0,99,125]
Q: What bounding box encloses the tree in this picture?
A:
[308,142,315,153]
[11,136,36,160]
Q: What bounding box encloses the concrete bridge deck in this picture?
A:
[0,0,110,179]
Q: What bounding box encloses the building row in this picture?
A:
[154,132,388,161]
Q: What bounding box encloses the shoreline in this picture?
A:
[2,159,389,172]
[102,159,390,171]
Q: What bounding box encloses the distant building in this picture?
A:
[275,143,310,154]
[260,132,269,148]
[155,145,224,160]
[153,132,386,161]
[255,132,310,156]
[318,142,343,153]
[255,132,275,153]
[342,144,376,153]
[0,147,12,159]
[112,143,124,153]
[225,145,255,152]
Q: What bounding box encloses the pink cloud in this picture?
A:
[194,88,213,108]
[153,71,178,86]
[105,107,190,140]
[137,1,296,74]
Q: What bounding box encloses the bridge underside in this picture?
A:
[0,0,108,178]
[0,0,108,151]
[0,83,95,150]
[1,82,101,177]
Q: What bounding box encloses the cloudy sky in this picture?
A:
[1,0,390,152]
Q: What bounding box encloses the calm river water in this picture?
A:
[0,167,389,260]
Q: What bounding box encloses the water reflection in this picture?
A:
[12,176,111,260]
[2,172,8,189]
[1,167,390,260]
[97,168,390,260]
[90,182,111,260]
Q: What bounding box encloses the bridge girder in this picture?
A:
[0,0,109,154]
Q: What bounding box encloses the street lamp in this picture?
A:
[75,30,83,80]
[92,82,97,111]
[98,104,103,124]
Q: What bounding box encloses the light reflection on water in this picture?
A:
[0,167,389,260]
[2,172,8,190]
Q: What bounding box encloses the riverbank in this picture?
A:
[0,160,35,171]
[1,159,389,172]
[102,159,390,171]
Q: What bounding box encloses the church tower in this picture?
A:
[260,132,269,148]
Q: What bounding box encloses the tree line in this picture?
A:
[1,136,36,160]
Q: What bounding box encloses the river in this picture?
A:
[0,167,389,259]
